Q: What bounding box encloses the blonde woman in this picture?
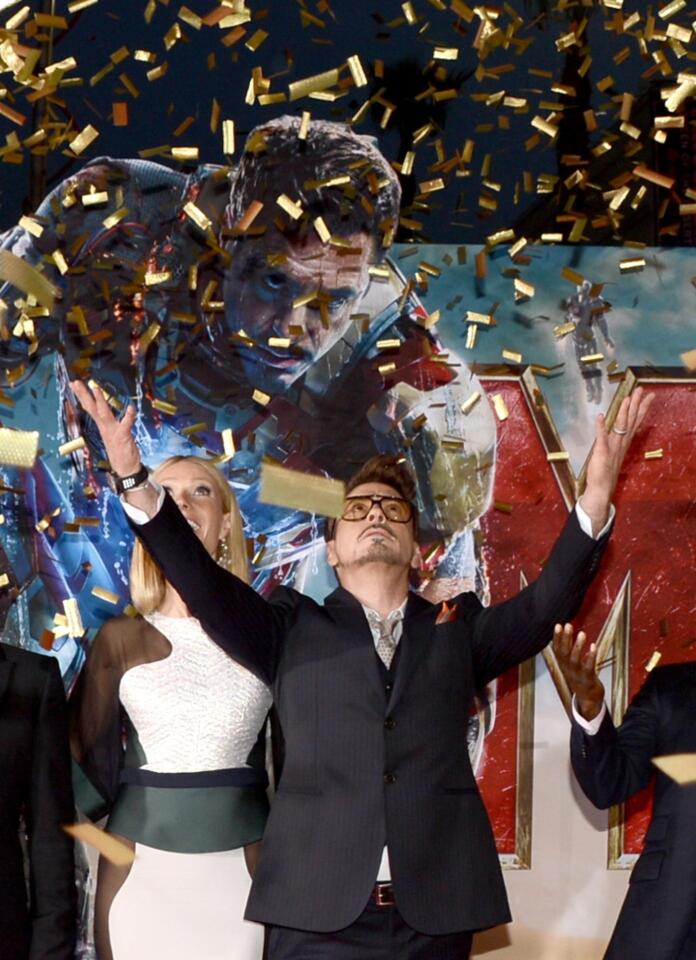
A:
[70,456,271,960]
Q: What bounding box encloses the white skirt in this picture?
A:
[108,843,264,960]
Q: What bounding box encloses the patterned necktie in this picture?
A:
[368,611,403,669]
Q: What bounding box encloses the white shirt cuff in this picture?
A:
[574,500,615,539]
[571,696,607,735]
[120,479,164,525]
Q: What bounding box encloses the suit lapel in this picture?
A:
[389,592,435,709]
[0,646,14,712]
[324,587,385,708]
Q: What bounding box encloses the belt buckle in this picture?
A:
[374,883,395,908]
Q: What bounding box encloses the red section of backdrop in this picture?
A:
[476,378,569,854]
[474,376,695,858]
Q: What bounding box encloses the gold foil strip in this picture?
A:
[460,391,481,414]
[288,68,339,102]
[580,353,604,364]
[0,427,39,467]
[644,449,664,459]
[91,586,120,604]
[69,124,99,155]
[63,597,85,637]
[277,194,303,220]
[64,823,135,866]
[502,349,523,363]
[58,437,86,456]
[183,201,212,232]
[252,389,271,406]
[259,461,346,518]
[645,650,662,672]
[680,348,696,370]
[547,451,570,461]
[0,250,58,309]
[491,394,509,421]
[347,54,368,87]
[652,753,696,785]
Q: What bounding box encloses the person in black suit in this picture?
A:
[72,378,651,960]
[554,626,696,960]
[0,642,77,959]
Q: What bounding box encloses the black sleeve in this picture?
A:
[569,671,660,809]
[128,492,291,684]
[470,508,611,688]
[27,658,77,960]
[69,621,126,819]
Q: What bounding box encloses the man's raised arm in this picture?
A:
[71,380,285,685]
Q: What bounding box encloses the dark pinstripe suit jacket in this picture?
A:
[0,643,76,959]
[571,664,696,960]
[133,495,609,935]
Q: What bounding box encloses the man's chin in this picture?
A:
[353,544,403,568]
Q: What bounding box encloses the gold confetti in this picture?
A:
[288,69,339,102]
[514,278,535,300]
[63,598,85,638]
[0,427,39,470]
[183,201,212,232]
[434,47,458,60]
[465,324,477,349]
[644,449,664,460]
[221,427,235,459]
[658,0,686,18]
[554,321,576,338]
[680,348,696,370]
[252,389,271,406]
[377,339,400,350]
[268,337,291,348]
[0,573,9,588]
[460,391,481,414]
[645,650,662,672]
[652,754,696,785]
[313,216,331,244]
[377,361,396,375]
[91,586,120,604]
[151,399,177,415]
[69,125,99,156]
[491,394,509,421]
[103,206,129,229]
[466,311,492,325]
[222,119,235,154]
[619,258,646,272]
[276,194,303,220]
[58,437,86,456]
[82,191,109,207]
[236,201,264,232]
[0,251,58,309]
[259,461,345,518]
[502,349,523,363]
[633,165,675,190]
[64,823,135,866]
[347,55,368,87]
[298,111,311,140]
[547,451,570,462]
[580,353,604,364]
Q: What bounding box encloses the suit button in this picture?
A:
[384,717,396,730]
[385,682,393,693]
[384,772,397,785]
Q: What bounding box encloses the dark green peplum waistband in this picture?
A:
[107,780,270,853]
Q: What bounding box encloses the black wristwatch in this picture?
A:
[108,464,150,496]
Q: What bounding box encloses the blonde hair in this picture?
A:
[129,455,250,615]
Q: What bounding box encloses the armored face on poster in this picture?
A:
[0,115,496,688]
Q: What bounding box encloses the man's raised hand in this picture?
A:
[70,380,141,478]
[580,386,654,534]
[552,623,605,722]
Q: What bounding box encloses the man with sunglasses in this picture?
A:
[72,379,651,960]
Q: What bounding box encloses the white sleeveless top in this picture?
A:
[118,612,272,773]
